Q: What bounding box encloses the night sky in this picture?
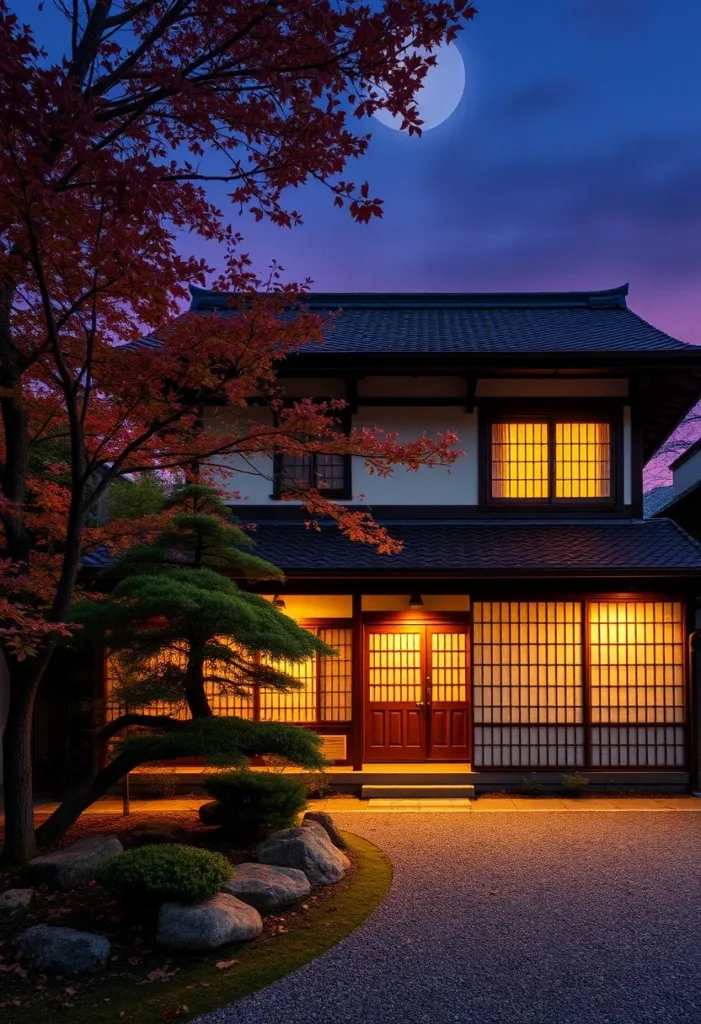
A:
[16,1,701,344]
[199,0,700,347]
[12,0,701,482]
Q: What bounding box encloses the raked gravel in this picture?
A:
[197,812,701,1024]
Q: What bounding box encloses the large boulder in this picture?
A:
[258,824,350,885]
[18,925,110,975]
[221,862,310,911]
[302,811,347,849]
[157,893,262,952]
[0,888,35,918]
[25,835,123,891]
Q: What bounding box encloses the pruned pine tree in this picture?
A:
[35,484,329,846]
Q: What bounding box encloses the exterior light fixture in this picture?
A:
[408,592,424,609]
[272,595,286,610]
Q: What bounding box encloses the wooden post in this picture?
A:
[122,771,131,816]
[352,593,363,771]
[122,717,130,816]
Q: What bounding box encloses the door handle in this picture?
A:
[415,701,426,708]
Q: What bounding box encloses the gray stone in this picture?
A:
[157,893,263,952]
[0,888,35,917]
[221,862,310,911]
[302,811,347,849]
[24,835,123,891]
[258,825,350,886]
[18,925,110,975]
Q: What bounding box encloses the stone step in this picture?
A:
[361,784,475,800]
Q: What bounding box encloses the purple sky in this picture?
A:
[14,1,701,478]
[190,0,701,347]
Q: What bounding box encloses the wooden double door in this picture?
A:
[364,623,470,762]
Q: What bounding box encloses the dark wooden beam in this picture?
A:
[351,592,364,771]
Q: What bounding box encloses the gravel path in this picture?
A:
[199,812,701,1024]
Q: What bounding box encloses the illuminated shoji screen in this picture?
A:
[105,640,253,721]
[260,626,353,725]
[319,627,353,721]
[473,602,585,768]
[368,631,422,704]
[431,632,467,703]
[491,423,549,499]
[588,601,686,767]
[555,423,611,498]
[260,655,317,724]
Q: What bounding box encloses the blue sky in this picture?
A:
[13,0,701,351]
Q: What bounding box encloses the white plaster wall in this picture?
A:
[673,447,701,495]
[204,406,276,504]
[350,407,477,506]
[206,404,477,507]
[476,378,629,398]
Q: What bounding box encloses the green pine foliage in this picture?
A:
[72,484,334,718]
[120,716,325,771]
[199,770,308,842]
[97,844,232,905]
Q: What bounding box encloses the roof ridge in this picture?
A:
[188,283,630,312]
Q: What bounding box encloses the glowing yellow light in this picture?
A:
[555,422,610,498]
[491,422,548,499]
[492,421,612,500]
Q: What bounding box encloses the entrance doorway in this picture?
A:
[364,622,470,762]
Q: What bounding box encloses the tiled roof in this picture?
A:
[643,486,674,518]
[82,519,701,575]
[186,284,695,357]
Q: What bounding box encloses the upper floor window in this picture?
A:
[275,450,350,497]
[491,420,612,501]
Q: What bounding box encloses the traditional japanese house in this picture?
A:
[90,283,701,795]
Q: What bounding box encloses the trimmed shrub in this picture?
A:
[200,770,307,843]
[97,844,232,905]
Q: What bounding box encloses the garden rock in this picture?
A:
[0,888,34,918]
[18,925,110,974]
[258,825,350,885]
[221,862,310,911]
[24,835,123,890]
[157,892,262,951]
[302,811,347,849]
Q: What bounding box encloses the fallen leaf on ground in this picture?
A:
[138,966,180,984]
[215,959,240,970]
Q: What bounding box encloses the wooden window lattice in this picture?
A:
[431,632,467,703]
[555,422,611,498]
[368,631,422,704]
[589,601,685,767]
[473,601,585,768]
[105,627,353,728]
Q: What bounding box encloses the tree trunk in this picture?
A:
[35,748,144,849]
[0,662,43,864]
[1,644,58,863]
[184,643,212,718]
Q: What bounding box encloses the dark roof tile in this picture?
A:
[187,284,695,357]
[82,519,701,574]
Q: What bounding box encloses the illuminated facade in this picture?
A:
[92,284,701,790]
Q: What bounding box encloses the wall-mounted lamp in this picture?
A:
[408,592,424,609]
[272,595,287,610]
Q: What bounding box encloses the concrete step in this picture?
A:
[361,784,475,800]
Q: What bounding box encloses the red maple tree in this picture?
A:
[0,0,476,862]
